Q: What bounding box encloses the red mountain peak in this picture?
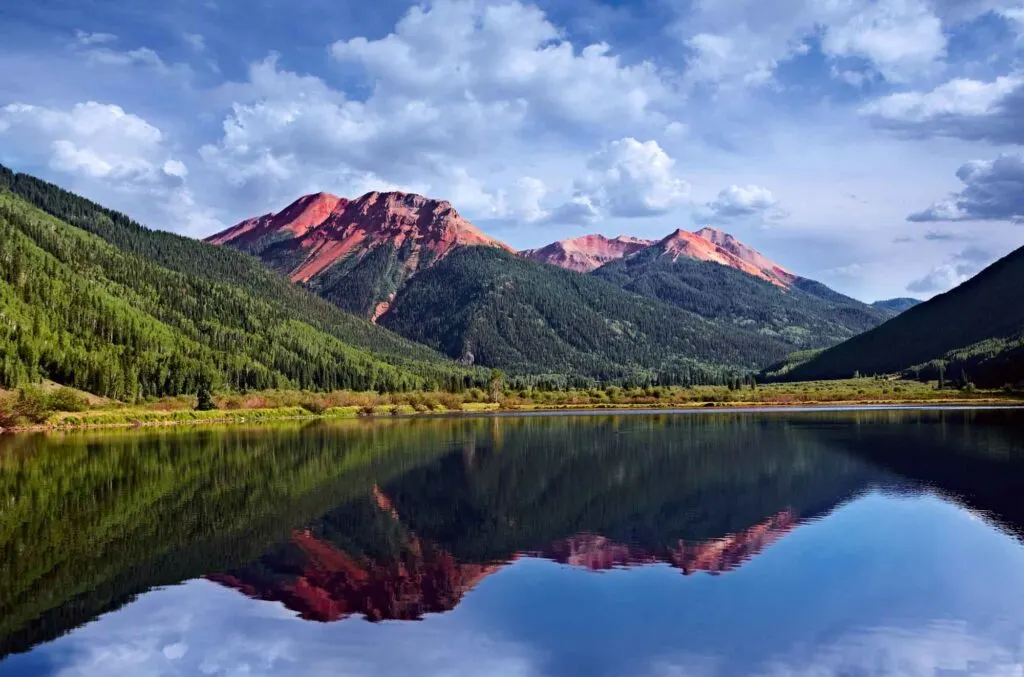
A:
[522,233,655,273]
[206,192,346,247]
[694,226,795,285]
[658,227,793,288]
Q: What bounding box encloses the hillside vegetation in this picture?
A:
[782,244,1024,387]
[0,166,480,398]
[381,246,794,381]
[594,249,890,349]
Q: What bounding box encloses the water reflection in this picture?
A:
[1,409,1023,675]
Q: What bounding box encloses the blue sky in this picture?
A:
[1,0,1023,301]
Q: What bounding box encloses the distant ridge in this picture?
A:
[522,234,654,273]
[871,297,921,314]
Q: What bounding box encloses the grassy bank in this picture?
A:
[2,377,1022,433]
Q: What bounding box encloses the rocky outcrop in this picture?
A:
[521,234,654,273]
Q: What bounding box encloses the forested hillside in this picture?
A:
[0,166,480,397]
[871,297,920,313]
[381,246,792,382]
[593,247,890,349]
[780,244,1024,387]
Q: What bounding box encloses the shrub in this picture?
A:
[9,386,54,424]
[47,387,89,412]
[300,400,328,415]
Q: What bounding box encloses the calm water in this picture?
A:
[2,410,1024,676]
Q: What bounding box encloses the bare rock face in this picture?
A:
[522,234,655,273]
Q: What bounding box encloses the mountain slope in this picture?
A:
[593,231,891,350]
[379,246,791,380]
[209,191,512,318]
[782,244,1024,385]
[0,166,478,396]
[521,234,654,273]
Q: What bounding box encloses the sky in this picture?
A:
[1,0,1023,302]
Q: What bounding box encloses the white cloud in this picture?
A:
[1000,6,1024,39]
[563,138,689,219]
[0,101,219,236]
[547,195,602,226]
[908,154,1024,223]
[0,102,172,182]
[820,0,946,82]
[198,0,677,227]
[701,184,786,222]
[861,73,1024,144]
[675,0,948,89]
[907,246,995,293]
[329,0,670,134]
[74,30,118,46]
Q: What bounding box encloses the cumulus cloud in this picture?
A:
[546,195,602,226]
[701,185,786,222]
[197,0,674,221]
[0,101,222,235]
[861,73,1024,144]
[908,154,1024,223]
[329,0,670,134]
[555,138,689,220]
[0,102,179,182]
[907,246,995,293]
[676,0,948,89]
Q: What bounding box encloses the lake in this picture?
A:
[2,409,1024,676]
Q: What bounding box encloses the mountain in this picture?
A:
[780,245,1024,387]
[208,191,512,319]
[593,230,891,350]
[521,234,654,273]
[378,245,792,380]
[0,165,478,397]
[872,297,921,314]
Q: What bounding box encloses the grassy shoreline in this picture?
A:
[3,382,1023,433]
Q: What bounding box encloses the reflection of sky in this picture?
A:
[4,492,1024,677]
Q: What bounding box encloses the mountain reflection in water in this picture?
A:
[1,408,1023,672]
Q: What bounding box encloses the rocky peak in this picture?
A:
[659,228,793,288]
[521,233,655,273]
[205,191,346,248]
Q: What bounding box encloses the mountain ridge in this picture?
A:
[521,233,654,273]
[780,244,1024,386]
